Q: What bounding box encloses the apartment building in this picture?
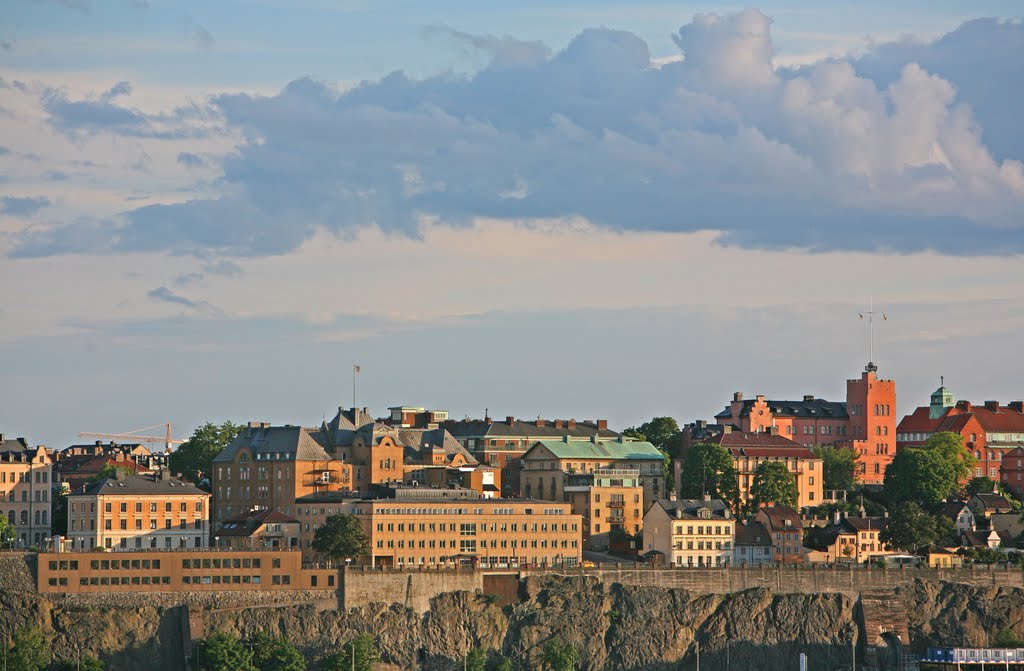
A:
[293,485,582,567]
[733,520,773,566]
[213,509,301,550]
[754,506,804,563]
[804,512,892,563]
[641,498,735,568]
[520,436,666,512]
[562,468,644,551]
[0,434,53,547]
[66,469,211,551]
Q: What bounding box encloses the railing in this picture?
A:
[607,501,625,508]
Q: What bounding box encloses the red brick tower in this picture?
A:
[846,363,897,485]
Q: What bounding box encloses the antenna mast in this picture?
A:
[858,297,888,369]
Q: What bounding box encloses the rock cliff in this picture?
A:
[5,557,1024,671]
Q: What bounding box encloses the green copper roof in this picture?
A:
[531,439,664,461]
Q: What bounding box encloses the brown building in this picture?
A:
[519,437,666,513]
[67,469,211,551]
[213,509,301,550]
[294,485,582,567]
[562,468,644,550]
[1002,447,1024,499]
[804,512,892,564]
[754,506,805,563]
[54,453,153,494]
[36,549,336,594]
[1,434,53,547]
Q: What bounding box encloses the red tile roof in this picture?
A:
[710,432,818,459]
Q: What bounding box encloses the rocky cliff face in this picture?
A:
[5,557,1024,671]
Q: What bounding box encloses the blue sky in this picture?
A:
[1,1,1023,447]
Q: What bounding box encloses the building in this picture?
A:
[562,468,645,550]
[713,363,897,484]
[293,485,582,567]
[0,434,53,547]
[53,453,153,494]
[733,520,773,566]
[519,436,666,512]
[641,497,735,567]
[754,506,804,563]
[442,415,619,496]
[407,465,501,498]
[213,509,301,550]
[1001,447,1024,499]
[66,469,211,551]
[967,493,1014,522]
[805,512,891,563]
[935,501,975,535]
[55,441,162,469]
[678,428,823,510]
[897,387,1024,483]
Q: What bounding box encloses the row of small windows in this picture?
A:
[3,490,49,502]
[6,510,47,525]
[0,470,49,483]
[49,558,162,570]
[376,538,578,550]
[76,501,205,514]
[673,525,733,535]
[49,576,172,587]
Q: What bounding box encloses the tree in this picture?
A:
[3,626,49,671]
[170,421,242,486]
[312,513,370,563]
[811,445,859,491]
[0,513,15,548]
[540,640,578,671]
[880,502,938,553]
[50,491,68,536]
[197,632,251,671]
[89,463,135,483]
[465,647,488,671]
[884,432,976,508]
[622,417,680,454]
[50,657,105,671]
[750,461,799,509]
[322,634,379,671]
[967,476,998,497]
[992,629,1024,647]
[492,659,514,671]
[677,443,739,507]
[249,632,305,671]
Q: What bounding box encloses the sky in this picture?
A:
[1,1,1023,448]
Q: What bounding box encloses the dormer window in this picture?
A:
[698,508,711,519]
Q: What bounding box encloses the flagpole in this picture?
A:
[353,365,358,409]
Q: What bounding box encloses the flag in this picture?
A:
[354,365,361,373]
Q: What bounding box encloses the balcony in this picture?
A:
[302,470,349,488]
[607,500,625,509]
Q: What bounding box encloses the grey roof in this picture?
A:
[75,472,209,497]
[735,521,772,547]
[0,435,45,462]
[653,498,732,520]
[716,398,849,420]
[442,418,619,440]
[214,425,331,463]
[320,407,375,447]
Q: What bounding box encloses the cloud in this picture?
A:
[146,286,221,315]
[177,152,206,168]
[12,10,1024,258]
[1,196,51,217]
[0,40,12,52]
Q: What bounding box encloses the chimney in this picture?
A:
[756,395,765,403]
[597,419,608,431]
[985,401,1000,412]
[535,418,545,427]
[554,420,563,429]
[803,395,814,402]
[114,468,127,481]
[833,510,840,525]
[567,419,576,429]
[696,420,707,430]
[956,400,972,411]
[703,494,711,502]
[733,392,743,402]
[767,426,779,436]
[1009,402,1024,413]
[160,468,171,481]
[506,416,515,425]
[0,434,3,443]
[675,508,683,519]
[669,491,677,502]
[563,435,571,443]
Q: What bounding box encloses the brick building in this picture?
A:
[53,453,153,494]
[641,497,735,567]
[897,386,1024,483]
[562,468,645,550]
[1001,447,1024,499]
[713,363,897,484]
[754,506,804,563]
[67,469,210,551]
[0,434,53,547]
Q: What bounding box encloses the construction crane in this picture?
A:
[79,422,186,451]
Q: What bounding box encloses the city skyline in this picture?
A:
[2,1,1023,448]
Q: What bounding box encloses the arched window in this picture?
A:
[971,433,977,443]
[20,510,28,525]
[41,510,47,525]
[34,510,40,525]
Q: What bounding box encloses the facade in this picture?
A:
[1001,447,1024,499]
[641,498,734,568]
[680,428,823,510]
[754,506,804,563]
[733,520,773,566]
[36,549,336,594]
[66,470,211,551]
[0,434,53,547]
[213,509,301,549]
[442,415,619,496]
[563,468,644,550]
[293,486,583,567]
[519,436,666,513]
[897,388,1024,483]
[806,513,892,563]
[713,364,897,484]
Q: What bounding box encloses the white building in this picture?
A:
[642,497,734,568]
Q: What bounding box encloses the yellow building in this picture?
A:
[67,469,211,551]
[641,497,735,568]
[563,468,644,551]
[1,435,53,547]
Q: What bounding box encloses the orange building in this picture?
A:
[67,470,210,551]
[713,363,896,485]
[1,434,53,547]
[563,468,645,550]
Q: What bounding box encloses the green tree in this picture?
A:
[966,476,997,496]
[3,626,49,671]
[540,640,578,671]
[170,421,242,485]
[622,417,680,454]
[465,647,488,671]
[811,445,859,491]
[0,513,15,547]
[880,502,938,553]
[89,463,135,483]
[322,634,379,671]
[992,629,1024,647]
[197,632,251,671]
[677,443,739,506]
[50,491,68,536]
[50,656,105,671]
[312,514,370,563]
[750,461,799,509]
[492,658,514,671]
[884,432,975,508]
[933,514,959,547]
[249,632,305,671]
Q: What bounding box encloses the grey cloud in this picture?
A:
[422,25,551,69]
[1,196,51,217]
[13,11,1024,258]
[0,146,10,156]
[202,259,242,277]
[1,40,12,52]
[177,152,206,168]
[146,286,221,315]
